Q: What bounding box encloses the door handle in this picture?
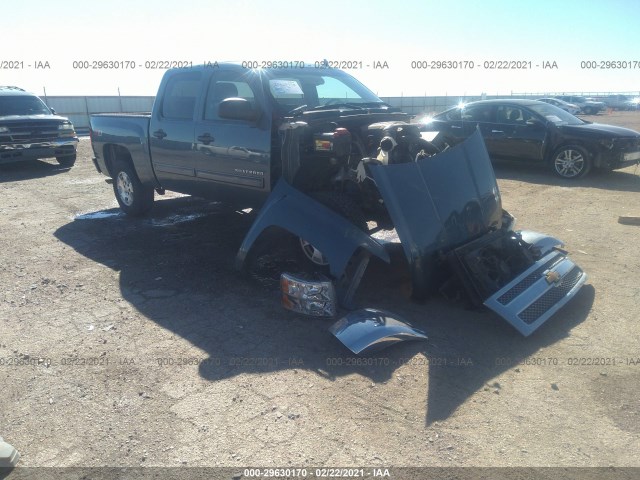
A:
[197,133,214,144]
[451,125,462,129]
[491,130,505,134]
[152,129,167,139]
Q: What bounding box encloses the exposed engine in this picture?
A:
[278,116,443,229]
[365,121,441,165]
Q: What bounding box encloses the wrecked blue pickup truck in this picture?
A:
[89,63,587,342]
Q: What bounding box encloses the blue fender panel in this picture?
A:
[235,179,390,278]
[518,230,564,256]
[329,308,428,355]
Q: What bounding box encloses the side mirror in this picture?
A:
[526,118,544,128]
[50,107,56,114]
[218,98,260,122]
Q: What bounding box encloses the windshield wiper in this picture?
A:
[312,101,392,111]
[288,101,390,116]
[358,101,393,108]
[311,102,366,111]
[287,104,309,115]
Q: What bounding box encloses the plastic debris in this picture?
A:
[0,436,20,467]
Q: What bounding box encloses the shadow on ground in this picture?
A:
[0,159,72,182]
[54,197,594,424]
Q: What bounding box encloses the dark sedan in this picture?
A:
[420,99,640,179]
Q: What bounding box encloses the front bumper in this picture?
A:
[0,137,78,164]
[599,148,640,170]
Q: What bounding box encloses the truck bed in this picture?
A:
[89,112,154,185]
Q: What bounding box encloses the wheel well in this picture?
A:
[103,144,134,179]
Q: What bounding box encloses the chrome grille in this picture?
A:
[2,122,61,143]
[518,267,584,324]
[497,253,564,305]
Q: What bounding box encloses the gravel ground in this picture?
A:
[0,112,639,473]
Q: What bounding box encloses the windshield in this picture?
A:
[529,103,585,126]
[261,69,383,113]
[0,95,51,116]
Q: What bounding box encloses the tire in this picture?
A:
[56,153,76,167]
[298,191,368,269]
[112,160,154,216]
[550,145,592,179]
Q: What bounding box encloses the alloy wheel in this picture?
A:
[116,171,135,206]
[554,149,585,178]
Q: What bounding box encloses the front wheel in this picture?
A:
[56,153,76,167]
[550,145,591,179]
[112,160,154,216]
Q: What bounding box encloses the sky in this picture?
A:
[3,0,640,97]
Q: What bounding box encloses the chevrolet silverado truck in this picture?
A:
[0,86,78,166]
[89,64,587,336]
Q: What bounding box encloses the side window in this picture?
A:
[497,106,517,123]
[161,72,202,120]
[204,71,257,121]
[462,105,493,122]
[441,108,461,121]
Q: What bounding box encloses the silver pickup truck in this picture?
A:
[0,86,78,166]
[89,64,587,339]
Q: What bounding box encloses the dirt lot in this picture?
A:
[1,112,639,473]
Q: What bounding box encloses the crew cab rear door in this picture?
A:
[192,68,271,203]
[149,70,204,193]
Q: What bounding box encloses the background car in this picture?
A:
[594,94,639,110]
[623,97,640,110]
[556,95,606,114]
[0,86,78,167]
[419,99,640,179]
[537,97,581,115]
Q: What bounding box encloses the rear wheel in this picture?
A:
[112,160,154,216]
[550,145,591,179]
[56,153,76,167]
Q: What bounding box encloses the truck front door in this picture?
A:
[192,68,271,205]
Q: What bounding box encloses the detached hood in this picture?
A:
[369,129,503,296]
[559,122,640,138]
